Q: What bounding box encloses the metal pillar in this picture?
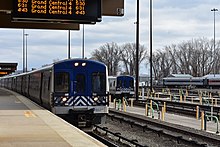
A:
[135,0,139,101]
[24,33,28,72]
[82,24,85,59]
[68,30,71,59]
[150,0,153,93]
[22,29,25,73]
[211,8,218,76]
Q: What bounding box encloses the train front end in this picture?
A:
[51,59,108,128]
[116,75,135,99]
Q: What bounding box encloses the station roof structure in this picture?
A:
[0,63,17,77]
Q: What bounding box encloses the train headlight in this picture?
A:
[94,97,99,101]
[74,62,79,66]
[82,62,86,66]
[62,97,67,102]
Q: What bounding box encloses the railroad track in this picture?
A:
[133,99,220,118]
[93,125,145,147]
[87,131,119,147]
[152,87,220,96]
[91,109,220,146]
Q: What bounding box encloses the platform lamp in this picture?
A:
[211,8,218,77]
[135,0,139,101]
[22,29,25,73]
[68,30,71,59]
[24,33,29,72]
[82,24,85,59]
[149,0,153,94]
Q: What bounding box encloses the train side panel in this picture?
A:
[16,75,22,93]
[0,59,108,128]
[163,77,205,88]
[29,72,42,104]
[41,70,52,110]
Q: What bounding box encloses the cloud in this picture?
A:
[0,0,220,73]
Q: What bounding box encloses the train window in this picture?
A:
[92,73,106,93]
[122,80,125,87]
[54,72,69,93]
[129,80,134,88]
[117,80,122,87]
[76,74,85,93]
[48,76,50,90]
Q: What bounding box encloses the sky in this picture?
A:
[1,0,220,74]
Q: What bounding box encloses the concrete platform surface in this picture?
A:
[0,88,106,147]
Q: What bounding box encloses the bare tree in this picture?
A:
[120,43,148,75]
[192,38,211,76]
[91,38,220,79]
[151,38,218,78]
[91,42,121,76]
[151,48,173,80]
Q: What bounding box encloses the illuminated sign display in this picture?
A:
[0,67,12,70]
[13,0,101,23]
[0,72,8,75]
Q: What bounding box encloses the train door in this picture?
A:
[71,69,88,107]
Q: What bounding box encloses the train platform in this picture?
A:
[109,101,220,135]
[0,88,106,147]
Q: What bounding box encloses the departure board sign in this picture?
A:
[12,0,102,23]
[0,72,8,75]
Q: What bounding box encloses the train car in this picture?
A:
[0,59,109,129]
[108,75,135,99]
[204,74,220,88]
[163,77,205,88]
[108,76,117,95]
[0,74,14,89]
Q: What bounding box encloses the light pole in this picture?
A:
[211,8,218,76]
[22,29,25,73]
[135,0,139,101]
[24,33,28,72]
[68,30,71,59]
[150,0,153,93]
[82,24,85,59]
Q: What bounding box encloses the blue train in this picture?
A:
[108,75,135,99]
[0,59,109,128]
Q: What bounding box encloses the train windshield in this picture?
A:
[76,74,85,93]
[129,79,134,88]
[117,77,134,88]
[92,72,106,94]
[117,80,122,87]
[54,72,69,93]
